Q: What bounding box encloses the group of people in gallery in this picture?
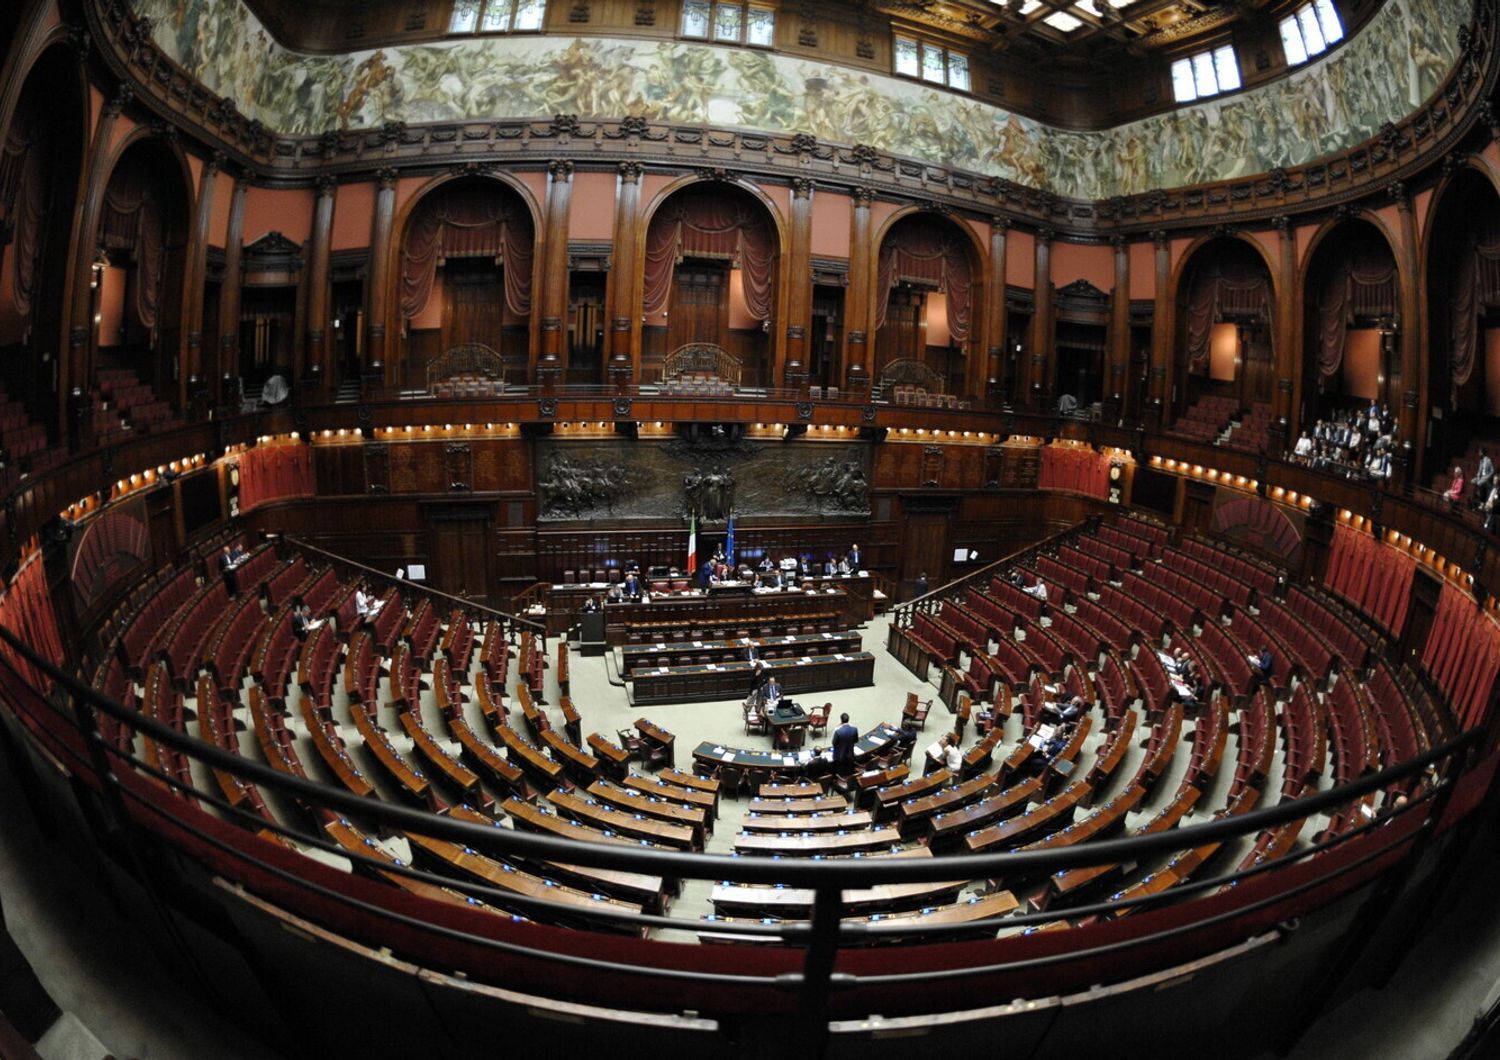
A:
[1291,401,1396,479]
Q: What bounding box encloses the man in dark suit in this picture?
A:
[831,712,859,772]
[622,572,643,599]
[847,544,862,571]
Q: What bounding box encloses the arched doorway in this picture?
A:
[872,213,979,400]
[1424,168,1500,484]
[94,137,191,405]
[1172,237,1275,439]
[1301,220,1399,431]
[641,183,779,387]
[0,44,85,439]
[397,177,536,389]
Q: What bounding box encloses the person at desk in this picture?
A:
[1047,694,1085,724]
[744,642,760,664]
[605,583,624,604]
[622,572,644,599]
[831,712,859,772]
[1249,646,1274,689]
[291,602,314,641]
[354,583,384,625]
[823,554,838,576]
[757,555,775,573]
[763,673,783,709]
[847,544,862,571]
[799,556,813,580]
[759,569,782,590]
[837,556,852,576]
[218,545,237,590]
[1039,725,1072,770]
[582,595,601,613]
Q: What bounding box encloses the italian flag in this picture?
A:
[686,514,698,575]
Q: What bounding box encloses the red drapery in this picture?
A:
[1322,524,1416,636]
[1422,583,1500,731]
[1183,260,1271,374]
[400,182,535,321]
[1038,447,1109,499]
[874,219,972,344]
[101,159,167,331]
[1316,248,1397,379]
[642,189,776,320]
[1447,216,1500,404]
[2,108,46,319]
[0,554,65,692]
[238,444,315,513]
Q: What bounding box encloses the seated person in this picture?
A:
[1047,695,1085,724]
[941,732,964,774]
[1023,577,1049,602]
[1183,672,1208,708]
[1249,646,1274,686]
[922,735,950,776]
[1293,432,1313,459]
[757,555,775,573]
[1367,450,1392,480]
[759,569,782,590]
[1445,465,1466,503]
[1040,725,1072,768]
[621,572,644,599]
[582,595,601,613]
[605,583,624,604]
[799,556,813,579]
[229,543,249,564]
[824,555,838,576]
[837,557,852,575]
[893,721,920,761]
[762,674,783,709]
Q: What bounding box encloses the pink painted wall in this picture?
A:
[331,181,375,250]
[1129,241,1156,299]
[1007,230,1036,290]
[1050,240,1113,291]
[568,172,616,240]
[243,186,313,246]
[209,170,234,249]
[810,191,851,259]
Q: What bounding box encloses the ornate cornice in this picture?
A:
[82,0,1500,243]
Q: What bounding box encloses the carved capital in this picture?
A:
[105,85,133,117]
[315,174,338,197]
[791,177,814,199]
[617,161,643,183]
[991,216,1011,234]
[548,159,575,182]
[549,113,582,137]
[852,185,875,207]
[1387,180,1410,207]
[1151,229,1169,249]
[205,150,226,175]
[376,167,399,189]
[1272,214,1292,233]
[1035,227,1054,247]
[1110,234,1128,251]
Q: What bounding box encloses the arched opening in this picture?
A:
[0,44,85,442]
[641,183,779,387]
[1169,237,1275,450]
[397,177,535,389]
[1424,168,1500,490]
[94,137,191,407]
[872,213,978,400]
[1301,220,1399,433]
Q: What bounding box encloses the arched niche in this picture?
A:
[1423,166,1500,484]
[1300,218,1399,426]
[0,43,86,442]
[93,135,193,408]
[1171,236,1276,425]
[395,176,537,389]
[639,181,781,387]
[871,211,982,400]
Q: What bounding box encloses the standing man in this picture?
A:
[847,543,863,571]
[913,571,929,599]
[831,712,859,772]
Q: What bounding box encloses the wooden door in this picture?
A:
[443,259,505,350]
[426,503,492,602]
[900,509,951,601]
[668,263,727,350]
[875,288,923,375]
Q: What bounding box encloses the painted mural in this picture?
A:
[131,0,1469,199]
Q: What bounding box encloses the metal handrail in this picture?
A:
[0,623,1474,893]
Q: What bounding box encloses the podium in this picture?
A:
[580,610,606,656]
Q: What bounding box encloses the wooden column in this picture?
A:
[64,85,130,444]
[1106,234,1130,424]
[1027,228,1053,407]
[1147,230,1172,432]
[1272,216,1299,455]
[214,173,248,407]
[537,160,573,388]
[1392,184,1423,484]
[781,177,814,390]
[977,218,1007,404]
[367,167,397,391]
[844,186,874,392]
[605,161,641,387]
[305,175,336,397]
[181,151,222,415]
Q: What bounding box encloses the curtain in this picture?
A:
[641,189,776,321]
[101,161,166,331]
[1422,583,1500,731]
[238,444,315,513]
[400,182,534,321]
[0,553,65,692]
[3,110,47,319]
[1184,261,1271,374]
[1448,218,1500,404]
[1038,447,1109,499]
[1322,525,1415,637]
[874,220,972,344]
[1318,248,1397,379]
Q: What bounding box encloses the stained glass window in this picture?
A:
[449,0,480,33]
[947,52,970,92]
[682,0,710,37]
[451,0,546,34]
[894,36,968,91]
[921,42,946,84]
[1282,1,1343,66]
[513,0,545,31]
[714,3,742,42]
[481,1,511,31]
[894,36,920,78]
[746,6,775,47]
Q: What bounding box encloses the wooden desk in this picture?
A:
[963,780,1088,852]
[742,810,873,833]
[398,708,485,806]
[541,729,602,785]
[710,850,963,918]
[872,770,954,819]
[587,732,631,781]
[927,776,1042,843]
[629,652,875,706]
[622,774,718,816]
[559,696,582,744]
[898,772,1000,834]
[746,794,849,814]
[445,714,525,797]
[732,828,899,857]
[691,724,900,776]
[297,696,377,799]
[586,779,709,844]
[620,631,863,677]
[548,789,697,849]
[547,580,868,640]
[493,722,565,789]
[758,781,824,798]
[635,718,677,768]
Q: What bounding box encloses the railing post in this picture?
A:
[786,885,845,1060]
